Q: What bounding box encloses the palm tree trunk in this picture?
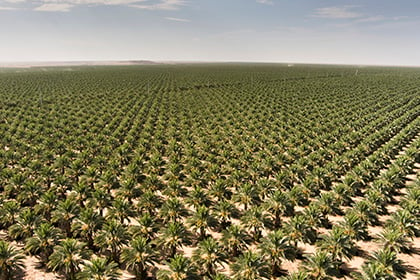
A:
[274,212,281,228]
[199,227,205,240]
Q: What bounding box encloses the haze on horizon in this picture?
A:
[1,0,420,66]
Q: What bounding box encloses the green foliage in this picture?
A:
[0,240,25,280]
[0,65,419,279]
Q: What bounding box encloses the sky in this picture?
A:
[1,0,420,65]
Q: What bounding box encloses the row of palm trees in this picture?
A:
[1,66,419,280]
[1,136,418,280]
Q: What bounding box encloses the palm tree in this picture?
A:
[208,180,232,202]
[288,185,311,207]
[352,199,380,226]
[188,205,217,241]
[80,257,121,280]
[192,237,227,277]
[108,198,135,224]
[16,179,41,207]
[211,273,230,280]
[8,207,42,241]
[230,250,270,280]
[302,202,329,229]
[332,183,354,206]
[359,248,406,279]
[284,215,317,247]
[94,219,129,263]
[316,192,342,216]
[279,270,311,280]
[338,211,369,241]
[25,222,63,266]
[71,207,104,250]
[376,227,411,253]
[0,200,20,229]
[48,238,91,280]
[51,196,80,237]
[317,226,356,265]
[136,190,162,216]
[0,240,25,280]
[304,250,337,280]
[232,183,260,211]
[365,188,389,215]
[155,221,191,258]
[186,186,211,210]
[129,212,159,242]
[220,225,251,258]
[386,209,418,238]
[34,190,58,220]
[157,254,198,280]
[259,230,297,276]
[212,199,238,230]
[89,187,112,217]
[264,190,294,228]
[116,178,142,203]
[240,205,269,241]
[352,261,392,280]
[159,197,189,223]
[72,181,93,208]
[121,236,156,280]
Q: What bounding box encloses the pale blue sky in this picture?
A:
[1,0,420,65]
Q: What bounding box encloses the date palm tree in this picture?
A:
[284,215,317,247]
[232,183,260,211]
[157,254,198,280]
[332,183,354,206]
[188,205,217,240]
[136,190,162,216]
[221,225,251,258]
[48,238,91,280]
[259,230,297,276]
[155,221,191,258]
[208,180,232,202]
[0,240,25,280]
[25,222,63,266]
[386,209,418,238]
[302,202,329,229]
[121,236,156,280]
[279,270,310,280]
[352,261,392,280]
[186,186,212,210]
[317,226,356,265]
[89,187,111,217]
[240,205,269,241]
[94,219,129,263]
[34,190,58,220]
[264,190,294,228]
[8,207,42,241]
[129,212,160,241]
[230,250,270,280]
[192,237,227,277]
[352,199,380,226]
[51,196,80,237]
[80,257,121,280]
[108,198,135,224]
[304,250,337,280]
[377,227,411,253]
[359,248,406,280]
[212,199,238,230]
[316,191,342,216]
[0,200,20,229]
[159,197,189,223]
[339,211,369,241]
[71,207,104,250]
